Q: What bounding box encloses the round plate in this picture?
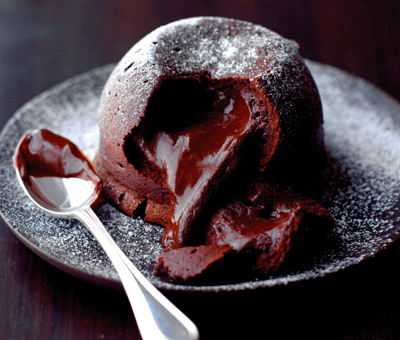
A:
[1,61,400,293]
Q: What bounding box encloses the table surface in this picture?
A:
[1,1,400,339]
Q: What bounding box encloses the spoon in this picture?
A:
[13,129,199,340]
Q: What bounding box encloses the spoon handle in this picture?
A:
[74,207,199,340]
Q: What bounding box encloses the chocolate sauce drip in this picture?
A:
[145,87,249,224]
[133,83,251,247]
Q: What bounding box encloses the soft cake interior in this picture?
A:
[123,75,278,247]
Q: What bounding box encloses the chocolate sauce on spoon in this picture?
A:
[14,129,100,187]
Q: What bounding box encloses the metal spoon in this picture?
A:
[13,129,199,340]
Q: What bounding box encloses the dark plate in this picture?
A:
[1,60,400,293]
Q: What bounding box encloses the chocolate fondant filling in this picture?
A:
[124,76,265,247]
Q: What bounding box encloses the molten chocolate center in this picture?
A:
[127,78,252,230]
[144,87,250,225]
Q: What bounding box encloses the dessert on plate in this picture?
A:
[95,17,333,283]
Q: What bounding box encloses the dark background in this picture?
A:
[1,1,400,339]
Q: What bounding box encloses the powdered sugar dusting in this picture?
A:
[99,17,300,132]
[123,16,299,79]
[1,59,400,292]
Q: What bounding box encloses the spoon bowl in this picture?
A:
[13,129,199,340]
[21,176,98,215]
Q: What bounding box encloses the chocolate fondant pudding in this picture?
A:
[96,17,333,283]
